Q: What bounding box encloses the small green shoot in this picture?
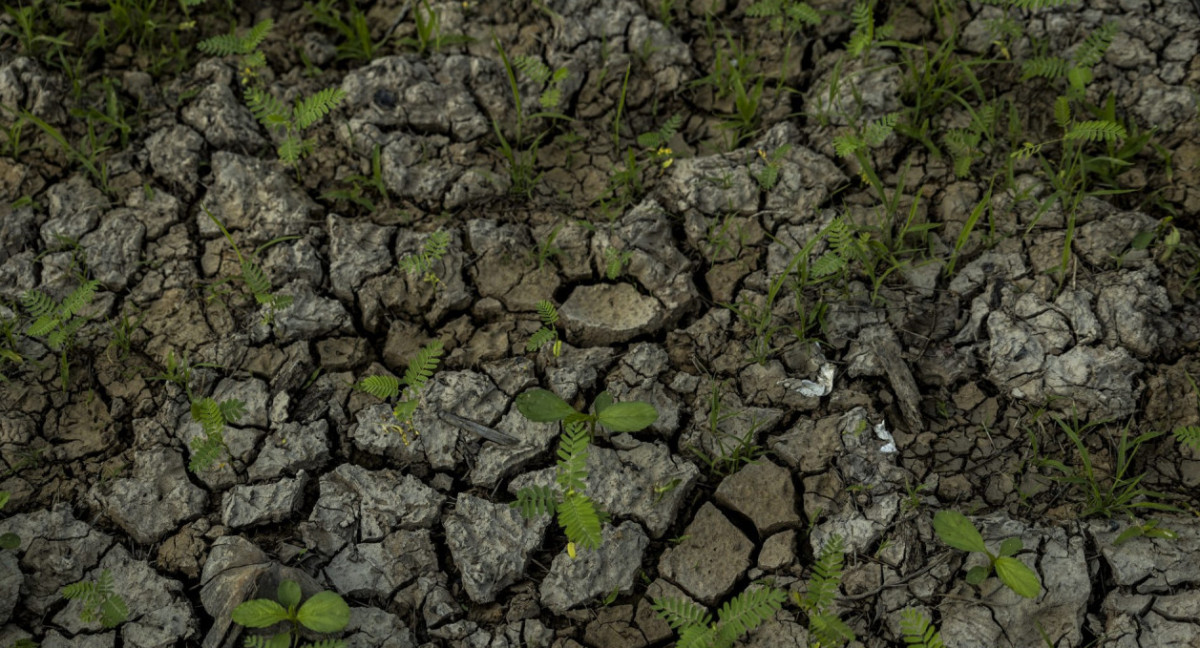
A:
[355,339,444,445]
[932,510,1041,599]
[398,230,451,287]
[233,579,350,648]
[61,570,128,629]
[22,278,100,391]
[526,300,561,356]
[652,585,787,648]
[794,534,856,646]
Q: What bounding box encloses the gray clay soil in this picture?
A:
[2,0,1200,647]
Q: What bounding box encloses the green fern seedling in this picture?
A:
[846,0,892,58]
[398,230,450,287]
[752,144,791,190]
[746,0,821,34]
[198,18,274,80]
[355,339,443,446]
[603,248,633,280]
[61,569,128,628]
[794,534,856,647]
[512,388,658,554]
[189,396,246,472]
[652,585,787,648]
[206,210,294,325]
[22,278,100,391]
[1175,425,1200,452]
[513,55,569,110]
[932,510,1041,599]
[899,608,944,648]
[526,300,561,356]
[233,578,350,648]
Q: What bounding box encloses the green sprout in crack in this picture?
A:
[205,209,295,326]
[794,534,856,646]
[526,299,561,356]
[933,510,1041,599]
[652,585,787,648]
[22,277,100,391]
[355,339,443,446]
[232,578,350,648]
[61,569,128,629]
[398,230,450,287]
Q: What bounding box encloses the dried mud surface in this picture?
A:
[3,0,1200,647]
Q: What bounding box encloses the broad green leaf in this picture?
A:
[1130,230,1155,250]
[592,391,613,415]
[995,556,1041,599]
[0,491,8,509]
[277,579,301,609]
[932,510,988,554]
[232,599,289,628]
[296,590,351,633]
[999,537,1023,557]
[0,532,18,550]
[964,565,989,585]
[516,389,576,422]
[597,401,658,432]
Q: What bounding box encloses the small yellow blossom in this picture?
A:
[758,148,767,160]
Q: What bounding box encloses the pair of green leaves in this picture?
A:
[233,579,350,645]
[932,510,1041,599]
[515,389,658,433]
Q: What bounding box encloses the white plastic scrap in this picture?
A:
[874,421,897,454]
[778,363,835,397]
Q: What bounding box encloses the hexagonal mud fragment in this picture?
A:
[559,283,666,346]
[657,503,753,605]
[714,460,801,537]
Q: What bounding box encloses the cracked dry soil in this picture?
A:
[3,0,1200,647]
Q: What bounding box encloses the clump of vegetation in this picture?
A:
[511,389,657,555]
[22,278,100,391]
[398,230,451,287]
[899,608,945,648]
[206,210,294,325]
[355,339,444,446]
[525,300,562,356]
[651,585,787,648]
[61,569,128,629]
[933,510,1041,599]
[232,579,350,648]
[794,534,856,646]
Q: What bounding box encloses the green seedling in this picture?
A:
[0,306,25,381]
[61,570,128,629]
[846,0,892,58]
[396,0,471,54]
[492,36,571,197]
[833,112,897,195]
[0,491,19,550]
[794,534,856,646]
[206,210,295,325]
[899,608,945,648]
[652,585,787,648]
[1113,519,1178,546]
[232,579,350,648]
[511,388,658,554]
[932,509,1041,599]
[525,300,562,356]
[22,278,100,391]
[354,339,443,446]
[603,247,632,280]
[752,144,791,190]
[188,395,245,473]
[531,223,564,270]
[746,0,820,35]
[322,145,388,211]
[398,230,450,287]
[305,0,386,61]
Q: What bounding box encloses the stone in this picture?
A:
[713,460,801,537]
[324,529,437,599]
[88,446,207,544]
[759,530,798,571]
[221,471,309,529]
[559,283,666,346]
[539,521,650,614]
[328,214,396,302]
[0,504,114,614]
[145,124,205,193]
[443,494,549,603]
[657,503,753,605]
[345,606,418,648]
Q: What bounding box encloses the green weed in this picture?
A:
[354,339,444,446]
[525,300,562,357]
[205,210,295,325]
[932,509,1041,599]
[61,570,128,628]
[398,230,450,287]
[652,585,787,648]
[232,579,350,648]
[22,278,100,391]
[794,534,856,646]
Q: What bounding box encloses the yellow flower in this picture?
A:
[758,148,767,160]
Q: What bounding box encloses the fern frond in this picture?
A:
[714,587,787,642]
[651,596,712,630]
[357,375,401,400]
[526,326,557,352]
[293,87,347,131]
[658,113,682,141]
[557,492,603,550]
[678,624,718,648]
[536,300,558,326]
[511,485,558,518]
[189,432,225,472]
[514,55,552,84]
[244,86,289,128]
[809,612,857,647]
[402,339,443,391]
[825,219,854,257]
[61,579,99,601]
[240,18,274,53]
[98,593,128,628]
[191,398,227,436]
[307,640,347,648]
[804,534,845,614]
[21,289,56,319]
[424,230,450,260]
[556,421,591,493]
[900,608,945,648]
[786,2,821,26]
[1053,96,1071,129]
[1174,425,1200,451]
[1073,21,1117,69]
[850,0,872,32]
[864,113,897,147]
[26,314,60,338]
[833,134,862,158]
[219,398,246,425]
[746,0,782,17]
[197,32,244,56]
[1065,120,1125,143]
[276,136,307,165]
[811,252,846,278]
[1020,56,1069,81]
[240,258,272,299]
[58,280,99,319]
[392,399,419,426]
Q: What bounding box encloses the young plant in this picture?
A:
[396,0,470,54]
[355,339,443,446]
[22,278,100,391]
[603,247,632,280]
[832,112,897,195]
[305,0,386,61]
[899,608,945,648]
[651,585,787,648]
[745,0,821,36]
[188,395,246,473]
[206,210,295,325]
[794,534,856,647]
[61,570,128,629]
[525,300,562,356]
[398,230,450,287]
[846,0,892,58]
[492,37,571,197]
[932,510,1041,599]
[511,388,658,554]
[752,144,791,190]
[636,113,682,169]
[232,579,350,648]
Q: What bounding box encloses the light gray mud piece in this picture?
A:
[677,388,784,467]
[145,124,205,193]
[845,323,924,432]
[199,151,320,244]
[509,436,699,538]
[301,463,444,556]
[443,493,549,604]
[539,521,650,614]
[247,419,331,481]
[770,415,843,474]
[0,504,114,615]
[469,410,559,488]
[714,460,802,537]
[940,515,1089,648]
[947,252,1028,296]
[809,49,902,126]
[324,529,437,599]
[1089,516,1200,593]
[1100,590,1200,648]
[41,632,113,648]
[220,471,309,529]
[545,346,615,402]
[88,446,206,544]
[80,212,145,291]
[349,403,423,465]
[658,152,759,218]
[53,545,196,647]
[657,503,753,605]
[411,370,509,471]
[328,214,396,303]
[559,283,666,346]
[41,174,106,246]
[0,56,68,124]
[755,122,847,224]
[345,606,418,648]
[180,60,266,150]
[271,281,353,343]
[1094,267,1174,358]
[464,219,561,314]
